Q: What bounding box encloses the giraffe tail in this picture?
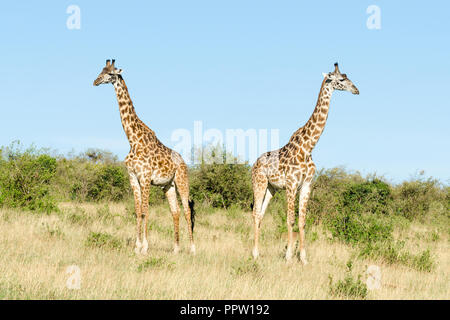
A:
[188,199,196,233]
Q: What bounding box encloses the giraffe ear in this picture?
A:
[322,72,328,78]
[114,69,123,75]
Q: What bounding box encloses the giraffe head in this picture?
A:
[93,59,123,86]
[322,63,359,95]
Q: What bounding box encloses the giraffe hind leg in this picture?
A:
[165,184,181,254]
[174,163,195,254]
[252,170,269,259]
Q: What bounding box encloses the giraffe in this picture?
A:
[251,63,359,264]
[93,59,195,255]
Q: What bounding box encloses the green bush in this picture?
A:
[325,210,393,245]
[0,142,57,213]
[328,261,368,299]
[54,154,131,202]
[393,178,445,220]
[306,167,365,222]
[87,165,129,201]
[329,274,368,299]
[190,163,252,209]
[342,179,392,215]
[1,141,448,240]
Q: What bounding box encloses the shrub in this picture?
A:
[325,210,393,245]
[342,179,392,215]
[87,165,129,201]
[0,142,58,213]
[393,178,445,220]
[328,261,368,299]
[54,154,131,202]
[190,161,252,209]
[411,249,434,272]
[329,274,368,299]
[306,167,365,222]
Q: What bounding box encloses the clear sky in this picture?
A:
[0,1,449,183]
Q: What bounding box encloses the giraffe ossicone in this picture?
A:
[251,62,359,263]
[94,59,195,256]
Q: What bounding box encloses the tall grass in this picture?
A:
[0,203,447,299]
[0,142,448,299]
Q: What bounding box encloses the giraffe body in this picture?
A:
[94,60,195,255]
[251,63,359,263]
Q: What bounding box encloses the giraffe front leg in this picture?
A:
[128,171,143,255]
[285,187,298,262]
[298,182,311,265]
[298,162,315,265]
[139,175,151,255]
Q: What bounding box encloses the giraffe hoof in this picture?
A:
[173,245,180,254]
[140,239,148,255]
[300,250,308,265]
[134,239,143,255]
[285,249,293,262]
[252,248,259,259]
[190,244,196,255]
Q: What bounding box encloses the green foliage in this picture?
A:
[412,249,434,272]
[148,187,166,205]
[189,154,252,209]
[342,179,392,215]
[55,154,131,202]
[328,274,368,299]
[87,166,129,201]
[393,177,445,220]
[0,142,57,213]
[1,140,448,259]
[85,231,123,250]
[359,241,434,272]
[328,260,368,299]
[306,167,365,222]
[325,210,393,245]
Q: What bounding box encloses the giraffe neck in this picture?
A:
[288,78,334,154]
[112,77,142,145]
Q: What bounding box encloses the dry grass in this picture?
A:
[0,202,448,299]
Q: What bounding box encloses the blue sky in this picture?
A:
[0,1,449,183]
